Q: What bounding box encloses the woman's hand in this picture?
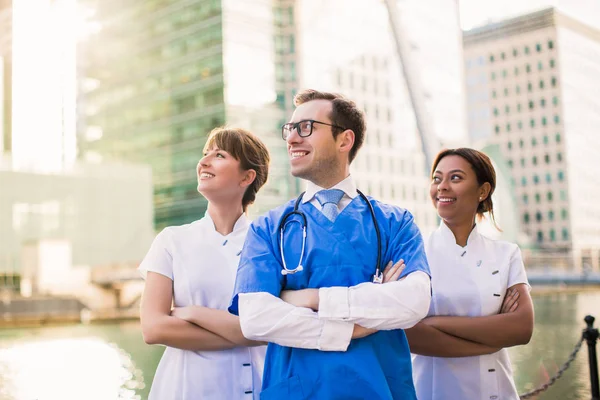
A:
[382,259,405,283]
[500,288,520,314]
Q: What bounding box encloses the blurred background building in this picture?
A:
[464,7,600,269]
[77,0,467,235]
[0,0,12,156]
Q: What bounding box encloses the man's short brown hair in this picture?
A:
[294,89,366,163]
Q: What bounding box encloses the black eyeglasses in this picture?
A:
[281,119,347,140]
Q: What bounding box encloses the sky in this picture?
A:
[458,0,600,30]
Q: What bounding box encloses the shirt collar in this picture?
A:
[203,211,250,234]
[302,175,358,204]
[437,220,480,249]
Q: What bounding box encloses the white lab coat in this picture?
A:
[412,222,529,400]
[139,213,265,400]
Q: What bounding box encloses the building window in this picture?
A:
[523,194,529,204]
[558,170,564,181]
[526,64,531,73]
[556,133,561,143]
[493,107,499,116]
[504,88,509,96]
[536,43,542,52]
[560,190,567,201]
[538,61,543,71]
[550,59,555,68]
[525,46,530,54]
[536,211,542,222]
[505,105,510,114]
[535,193,541,203]
[532,137,538,146]
[550,229,556,241]
[539,80,545,89]
[546,173,552,183]
[547,191,553,201]
[540,98,546,107]
[490,54,495,62]
[503,69,508,78]
[508,159,514,168]
[523,213,530,223]
[508,141,513,150]
[542,116,547,126]
[519,139,524,148]
[554,115,560,124]
[495,125,500,134]
[516,86,521,94]
[513,48,519,57]
[543,135,549,144]
[506,123,511,132]
[530,118,535,128]
[528,82,533,92]
[521,177,527,186]
[551,77,557,87]
[562,228,569,240]
[533,173,539,183]
[501,52,506,60]
[491,72,496,80]
[557,152,563,162]
[514,66,519,75]
[520,158,526,167]
[533,157,538,166]
[529,100,534,110]
[548,210,555,220]
[545,154,550,163]
[553,96,559,106]
[561,209,568,220]
[492,90,497,98]
[517,103,522,111]
[548,40,554,49]
[518,121,523,130]
[536,231,544,242]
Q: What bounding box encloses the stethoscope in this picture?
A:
[277,189,384,284]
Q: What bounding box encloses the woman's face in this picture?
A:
[197,146,248,203]
[430,155,487,225]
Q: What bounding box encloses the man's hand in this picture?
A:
[280,289,319,311]
[500,287,520,314]
[382,259,405,283]
[352,325,377,339]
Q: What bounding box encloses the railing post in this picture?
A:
[584,315,600,399]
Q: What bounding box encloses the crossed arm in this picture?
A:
[238,261,432,351]
[140,272,263,351]
[406,283,534,357]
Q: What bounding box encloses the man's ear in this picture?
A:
[338,129,355,156]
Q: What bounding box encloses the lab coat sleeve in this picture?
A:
[238,292,354,351]
[137,228,174,280]
[507,244,530,290]
[318,271,431,329]
[318,208,431,329]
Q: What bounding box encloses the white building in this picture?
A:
[0,157,155,298]
[464,8,600,269]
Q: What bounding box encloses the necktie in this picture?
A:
[315,189,345,222]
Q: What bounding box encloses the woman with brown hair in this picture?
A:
[138,127,270,400]
[408,148,534,400]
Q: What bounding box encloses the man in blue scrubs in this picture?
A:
[229,89,431,399]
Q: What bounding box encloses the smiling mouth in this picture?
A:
[437,197,456,204]
[200,173,215,179]
[290,151,309,159]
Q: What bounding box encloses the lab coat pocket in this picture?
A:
[260,375,306,400]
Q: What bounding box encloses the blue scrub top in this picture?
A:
[229,195,430,400]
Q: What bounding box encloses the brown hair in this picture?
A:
[204,127,270,211]
[293,89,366,163]
[431,148,500,230]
